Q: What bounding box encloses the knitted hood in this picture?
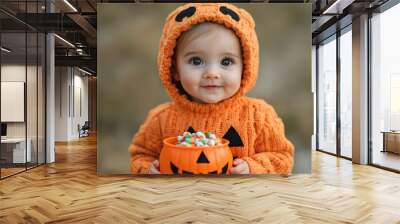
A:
[158,3,259,113]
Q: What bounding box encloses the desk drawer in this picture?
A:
[0,146,14,164]
[384,133,400,154]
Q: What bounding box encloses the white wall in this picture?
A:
[55,67,89,141]
[55,66,69,141]
[73,72,89,138]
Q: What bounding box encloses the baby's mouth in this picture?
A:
[201,85,223,90]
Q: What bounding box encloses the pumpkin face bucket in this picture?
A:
[159,137,233,175]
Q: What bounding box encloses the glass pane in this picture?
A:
[340,28,352,158]
[318,36,337,154]
[1,31,27,177]
[371,3,400,171]
[27,31,38,169]
[38,33,45,165]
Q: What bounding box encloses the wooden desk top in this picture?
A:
[1,138,29,143]
[380,131,400,134]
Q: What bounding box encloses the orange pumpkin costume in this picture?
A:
[128,3,294,174]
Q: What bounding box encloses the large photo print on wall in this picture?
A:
[98,3,312,175]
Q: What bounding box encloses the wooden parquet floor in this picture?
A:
[1,134,400,224]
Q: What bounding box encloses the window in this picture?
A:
[340,27,352,158]
[371,2,400,171]
[317,35,337,154]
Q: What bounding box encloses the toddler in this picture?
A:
[128,3,294,174]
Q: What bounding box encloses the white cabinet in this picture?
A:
[1,138,32,163]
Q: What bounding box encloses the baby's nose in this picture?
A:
[205,72,219,79]
[204,65,221,79]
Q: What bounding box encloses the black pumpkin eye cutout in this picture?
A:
[221,162,229,174]
[223,126,244,147]
[219,6,240,22]
[175,6,196,22]
[170,162,179,174]
[196,151,210,163]
[186,126,196,133]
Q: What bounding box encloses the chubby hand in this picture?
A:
[148,160,161,174]
[230,158,250,174]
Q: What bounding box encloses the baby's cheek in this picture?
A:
[181,77,199,91]
[224,79,241,93]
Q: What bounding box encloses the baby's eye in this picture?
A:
[189,57,203,66]
[221,58,234,66]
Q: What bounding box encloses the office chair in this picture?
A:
[79,121,90,138]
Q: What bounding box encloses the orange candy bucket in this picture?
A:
[159,137,233,175]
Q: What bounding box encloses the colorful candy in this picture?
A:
[176,131,222,147]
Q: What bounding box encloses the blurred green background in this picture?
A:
[98,3,312,174]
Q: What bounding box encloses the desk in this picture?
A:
[381,131,400,154]
[1,138,31,163]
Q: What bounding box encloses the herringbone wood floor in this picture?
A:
[1,134,400,224]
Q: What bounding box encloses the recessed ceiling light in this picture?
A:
[77,67,93,76]
[322,0,354,15]
[1,47,11,53]
[63,0,78,12]
[54,34,75,48]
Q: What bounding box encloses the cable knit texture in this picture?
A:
[128,3,294,174]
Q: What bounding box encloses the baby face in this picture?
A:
[174,23,243,104]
